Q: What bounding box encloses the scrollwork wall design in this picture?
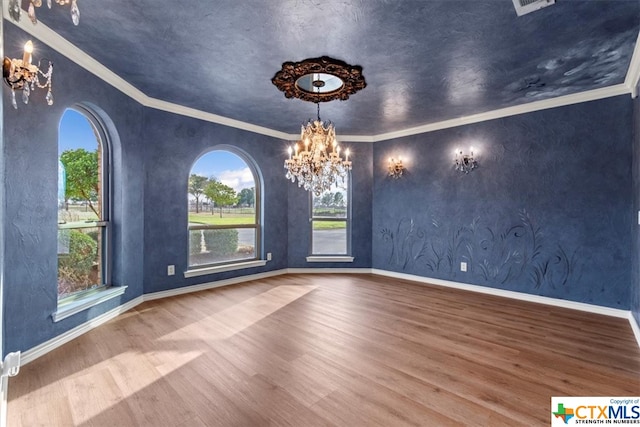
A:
[380,209,580,290]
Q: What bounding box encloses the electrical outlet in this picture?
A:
[267,252,272,261]
[460,262,467,272]
[167,265,175,276]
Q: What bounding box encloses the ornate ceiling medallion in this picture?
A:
[271,56,366,102]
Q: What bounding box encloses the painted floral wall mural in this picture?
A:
[380,209,580,291]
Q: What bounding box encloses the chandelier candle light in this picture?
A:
[3,40,53,109]
[285,102,352,196]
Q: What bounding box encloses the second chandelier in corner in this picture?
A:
[9,0,80,26]
[273,56,366,196]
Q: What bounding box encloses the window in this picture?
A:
[57,108,110,301]
[310,178,350,256]
[188,149,260,268]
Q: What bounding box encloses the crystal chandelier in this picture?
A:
[9,0,80,26]
[285,102,351,196]
[3,41,53,109]
[272,56,366,196]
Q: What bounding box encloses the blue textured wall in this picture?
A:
[2,25,636,358]
[373,96,633,309]
[141,109,289,293]
[287,141,372,268]
[2,27,291,354]
[2,26,145,353]
[633,90,640,323]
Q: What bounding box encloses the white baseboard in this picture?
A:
[629,312,640,350]
[287,268,372,274]
[19,269,288,366]
[144,269,288,301]
[18,267,638,366]
[20,296,144,366]
[371,269,630,319]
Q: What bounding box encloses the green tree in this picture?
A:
[321,192,334,207]
[333,192,345,208]
[204,179,238,217]
[59,149,99,217]
[188,174,208,213]
[238,187,255,207]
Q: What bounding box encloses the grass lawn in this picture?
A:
[313,220,347,230]
[188,212,346,230]
[189,213,255,226]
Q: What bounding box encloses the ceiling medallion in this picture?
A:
[276,56,364,195]
[271,56,366,103]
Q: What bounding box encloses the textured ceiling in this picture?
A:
[23,0,640,135]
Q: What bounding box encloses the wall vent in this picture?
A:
[512,0,555,16]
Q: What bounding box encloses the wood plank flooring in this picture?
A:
[8,274,640,426]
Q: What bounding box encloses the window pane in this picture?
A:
[189,228,256,266]
[312,183,348,218]
[58,227,103,298]
[312,221,347,255]
[58,108,106,300]
[188,149,260,268]
[188,206,256,226]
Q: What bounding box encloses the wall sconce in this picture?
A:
[388,157,404,179]
[454,147,478,174]
[3,41,53,109]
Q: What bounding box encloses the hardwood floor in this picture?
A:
[8,274,640,426]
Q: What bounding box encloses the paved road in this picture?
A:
[195,228,346,254]
[241,229,346,253]
[312,229,347,254]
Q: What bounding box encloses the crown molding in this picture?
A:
[298,84,631,143]
[625,30,640,97]
[2,5,292,140]
[145,97,292,140]
[2,3,148,103]
[366,84,631,142]
[2,5,637,143]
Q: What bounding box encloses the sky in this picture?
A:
[58,109,98,155]
[59,109,255,193]
[192,151,255,192]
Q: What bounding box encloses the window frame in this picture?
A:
[187,148,262,272]
[57,106,112,306]
[308,173,352,257]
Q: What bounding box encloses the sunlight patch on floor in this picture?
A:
[159,285,318,342]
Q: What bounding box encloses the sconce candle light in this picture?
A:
[454,147,478,174]
[3,40,53,109]
[388,157,404,179]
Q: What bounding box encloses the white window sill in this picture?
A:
[184,260,268,278]
[306,256,354,263]
[53,285,127,323]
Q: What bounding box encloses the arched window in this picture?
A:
[188,149,260,268]
[57,107,110,301]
